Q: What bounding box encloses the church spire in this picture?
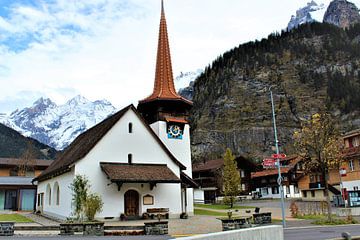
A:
[139,0,191,104]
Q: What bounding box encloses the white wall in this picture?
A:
[36,170,74,220]
[343,180,360,191]
[179,225,284,240]
[194,189,205,203]
[150,122,192,177]
[74,109,183,219]
[150,121,194,215]
[257,185,300,199]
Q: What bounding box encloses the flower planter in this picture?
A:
[144,221,168,235]
[218,217,252,231]
[60,222,104,236]
[0,222,14,236]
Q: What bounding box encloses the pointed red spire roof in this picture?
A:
[140,0,192,104]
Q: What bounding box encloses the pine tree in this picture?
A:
[223,148,241,208]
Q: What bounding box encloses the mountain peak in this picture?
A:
[33,97,56,108]
[0,96,117,150]
[66,95,90,106]
[324,0,360,28]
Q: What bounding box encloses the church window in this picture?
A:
[54,182,60,205]
[128,123,133,133]
[128,154,132,164]
[46,184,51,206]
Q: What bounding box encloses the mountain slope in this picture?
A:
[1,95,117,150]
[0,123,57,159]
[190,22,360,163]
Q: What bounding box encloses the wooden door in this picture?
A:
[124,190,139,216]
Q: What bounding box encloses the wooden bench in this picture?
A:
[146,208,169,219]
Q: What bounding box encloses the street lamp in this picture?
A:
[269,87,286,228]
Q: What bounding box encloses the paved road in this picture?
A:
[284,225,360,240]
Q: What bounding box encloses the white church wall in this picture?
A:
[74,108,183,218]
[150,122,192,177]
[37,170,74,220]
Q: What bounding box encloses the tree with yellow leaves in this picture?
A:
[223,148,241,208]
[293,112,343,221]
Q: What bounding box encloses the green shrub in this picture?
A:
[84,193,103,221]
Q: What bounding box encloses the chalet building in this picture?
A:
[251,156,302,198]
[297,129,360,203]
[0,158,51,211]
[33,1,197,220]
[297,169,340,201]
[340,129,360,206]
[192,157,255,203]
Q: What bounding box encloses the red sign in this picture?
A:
[272,153,287,159]
[340,168,347,177]
[262,159,277,167]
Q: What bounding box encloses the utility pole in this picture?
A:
[270,88,286,228]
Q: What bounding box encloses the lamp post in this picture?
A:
[269,87,286,228]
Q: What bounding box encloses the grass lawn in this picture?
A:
[194,209,228,217]
[194,203,255,210]
[296,214,358,225]
[0,214,34,223]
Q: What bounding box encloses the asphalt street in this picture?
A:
[284,225,360,240]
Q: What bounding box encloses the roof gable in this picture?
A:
[35,104,185,182]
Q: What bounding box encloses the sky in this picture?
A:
[0,0,357,113]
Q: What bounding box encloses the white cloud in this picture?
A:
[1,0,358,112]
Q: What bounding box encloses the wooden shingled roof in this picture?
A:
[139,1,192,105]
[34,104,185,182]
[100,162,180,183]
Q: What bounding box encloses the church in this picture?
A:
[33,1,197,220]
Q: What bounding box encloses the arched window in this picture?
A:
[128,123,133,133]
[46,184,51,206]
[128,154,132,164]
[54,182,60,205]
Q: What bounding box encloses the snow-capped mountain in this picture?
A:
[287,0,328,31]
[0,95,117,150]
[287,0,360,31]
[175,69,202,91]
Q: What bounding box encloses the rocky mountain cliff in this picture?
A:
[189,22,360,163]
[324,0,360,28]
[287,0,360,30]
[0,123,57,159]
[0,95,116,150]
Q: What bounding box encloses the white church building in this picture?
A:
[34,1,197,220]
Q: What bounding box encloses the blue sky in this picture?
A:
[0,0,358,113]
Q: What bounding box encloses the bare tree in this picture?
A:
[17,141,37,176]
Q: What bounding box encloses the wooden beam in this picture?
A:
[116,182,123,191]
[150,183,157,190]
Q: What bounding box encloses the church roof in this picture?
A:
[34,104,185,182]
[139,1,192,105]
[100,162,180,183]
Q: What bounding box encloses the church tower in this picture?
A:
[137,1,193,178]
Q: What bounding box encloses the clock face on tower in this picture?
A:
[167,124,183,139]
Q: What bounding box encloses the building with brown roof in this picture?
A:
[34,1,197,220]
[192,157,255,203]
[0,158,52,211]
[250,156,303,199]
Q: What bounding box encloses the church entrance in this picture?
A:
[124,190,139,217]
